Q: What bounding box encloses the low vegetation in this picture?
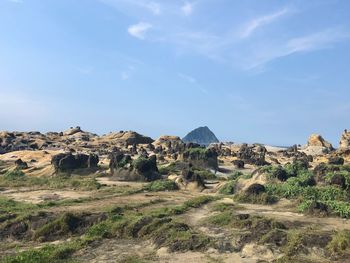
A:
[0,172,101,190]
[143,179,178,192]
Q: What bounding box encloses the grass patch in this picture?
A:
[0,175,101,190]
[218,180,236,195]
[143,179,178,192]
[2,169,25,180]
[327,230,350,256]
[2,240,83,263]
[33,213,81,241]
[0,197,37,213]
[233,192,278,205]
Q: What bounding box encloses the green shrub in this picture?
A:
[144,180,178,192]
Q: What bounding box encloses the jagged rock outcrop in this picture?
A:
[339,129,350,149]
[51,153,99,173]
[182,126,219,146]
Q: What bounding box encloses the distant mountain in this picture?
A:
[182,126,219,146]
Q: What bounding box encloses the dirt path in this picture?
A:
[218,198,350,231]
[45,190,197,213]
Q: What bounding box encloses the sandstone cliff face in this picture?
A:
[339,129,350,149]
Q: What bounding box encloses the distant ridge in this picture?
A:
[182,126,219,146]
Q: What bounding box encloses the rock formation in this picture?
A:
[181,147,218,171]
[339,129,350,149]
[109,154,161,182]
[302,134,334,155]
[51,153,99,174]
[237,144,268,166]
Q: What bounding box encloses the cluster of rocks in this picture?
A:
[235,144,268,166]
[0,127,157,156]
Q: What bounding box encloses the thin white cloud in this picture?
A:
[76,66,93,75]
[128,22,152,39]
[240,8,289,38]
[121,65,136,80]
[178,73,208,94]
[181,2,194,16]
[99,0,161,15]
[143,1,161,15]
[178,73,196,83]
[101,1,349,72]
[246,28,350,69]
[121,71,130,80]
[7,0,23,3]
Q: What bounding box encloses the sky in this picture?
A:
[1,0,350,146]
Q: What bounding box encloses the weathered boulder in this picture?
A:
[63,126,82,136]
[233,160,245,169]
[15,159,28,170]
[328,156,345,165]
[302,134,334,156]
[168,164,205,192]
[100,131,154,146]
[339,129,350,149]
[330,174,346,189]
[181,147,218,170]
[51,153,99,173]
[237,144,268,166]
[110,155,161,182]
[307,134,333,149]
[274,166,288,181]
[153,136,184,150]
[245,183,265,195]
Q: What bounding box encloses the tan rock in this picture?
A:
[307,134,333,149]
[339,129,350,149]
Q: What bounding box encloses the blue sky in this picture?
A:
[1,0,350,146]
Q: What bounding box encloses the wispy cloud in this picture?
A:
[178,73,208,94]
[7,0,23,3]
[101,1,349,71]
[246,28,350,69]
[121,71,130,80]
[181,2,194,16]
[141,1,161,15]
[120,65,135,80]
[75,66,93,75]
[99,0,161,15]
[240,8,290,38]
[128,22,152,39]
[178,73,196,83]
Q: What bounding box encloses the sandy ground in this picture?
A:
[1,189,91,204]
